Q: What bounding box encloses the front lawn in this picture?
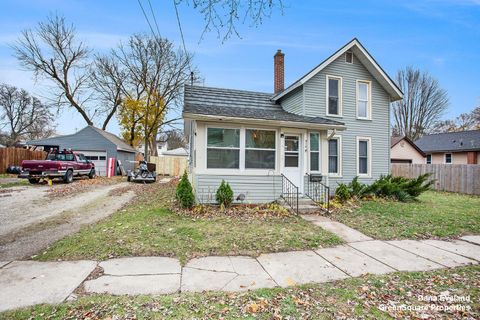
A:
[2,266,478,319]
[333,191,480,239]
[36,182,341,264]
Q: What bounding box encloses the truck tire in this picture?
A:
[28,178,39,184]
[88,169,95,179]
[63,169,73,184]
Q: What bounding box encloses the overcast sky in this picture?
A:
[0,0,479,135]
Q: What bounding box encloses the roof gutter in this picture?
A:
[183,112,346,131]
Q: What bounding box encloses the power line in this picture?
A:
[137,0,157,39]
[173,0,191,72]
[147,0,162,39]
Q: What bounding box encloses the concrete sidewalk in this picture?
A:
[1,235,479,312]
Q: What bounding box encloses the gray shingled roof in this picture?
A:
[415,130,480,153]
[183,85,344,127]
[88,126,136,152]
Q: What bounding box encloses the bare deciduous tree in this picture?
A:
[430,106,480,133]
[392,67,449,140]
[12,15,96,125]
[175,0,284,42]
[0,84,55,146]
[102,34,194,158]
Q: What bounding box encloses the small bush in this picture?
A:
[335,183,351,203]
[176,171,195,208]
[347,176,367,197]
[215,180,234,207]
[364,173,433,201]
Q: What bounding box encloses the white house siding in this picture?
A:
[194,174,282,203]
[281,87,303,115]
[284,52,392,187]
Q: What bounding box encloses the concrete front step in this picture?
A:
[279,197,325,213]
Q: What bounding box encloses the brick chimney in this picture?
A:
[274,49,284,94]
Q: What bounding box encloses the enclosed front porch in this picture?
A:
[190,121,344,212]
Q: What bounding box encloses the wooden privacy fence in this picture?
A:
[0,147,47,173]
[391,164,480,195]
[150,155,188,177]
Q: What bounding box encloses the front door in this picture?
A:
[283,134,303,192]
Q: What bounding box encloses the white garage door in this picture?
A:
[75,150,108,176]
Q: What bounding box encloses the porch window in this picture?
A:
[328,138,339,174]
[245,129,276,169]
[357,81,370,119]
[310,133,320,171]
[206,128,240,168]
[327,76,342,116]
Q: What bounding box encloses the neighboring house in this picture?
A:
[161,147,189,157]
[415,130,480,164]
[390,136,425,164]
[27,126,137,176]
[183,38,403,203]
[137,140,168,155]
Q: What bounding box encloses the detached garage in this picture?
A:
[27,126,137,176]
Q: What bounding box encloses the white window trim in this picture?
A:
[444,153,453,164]
[356,136,372,178]
[206,126,241,171]
[308,132,321,172]
[326,75,343,118]
[356,80,372,120]
[426,154,432,164]
[327,134,342,178]
[204,125,278,173]
[245,128,277,170]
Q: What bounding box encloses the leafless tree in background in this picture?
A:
[12,15,96,126]
[430,106,480,133]
[102,34,194,158]
[392,67,449,140]
[158,129,187,150]
[175,0,284,41]
[0,84,55,146]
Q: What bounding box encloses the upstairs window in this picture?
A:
[445,153,452,164]
[327,76,342,116]
[426,154,432,164]
[207,128,240,169]
[345,51,353,64]
[245,129,276,169]
[357,81,371,119]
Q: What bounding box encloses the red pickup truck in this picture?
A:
[19,150,95,184]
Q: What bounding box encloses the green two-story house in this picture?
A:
[183,38,403,207]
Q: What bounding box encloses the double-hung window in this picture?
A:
[357,81,371,119]
[328,138,340,174]
[206,128,240,169]
[357,137,371,176]
[310,133,320,171]
[426,155,432,164]
[327,76,342,116]
[445,153,452,164]
[245,129,276,169]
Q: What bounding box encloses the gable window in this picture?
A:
[445,153,452,164]
[357,80,371,119]
[207,128,240,169]
[326,76,342,116]
[426,154,432,164]
[345,51,353,64]
[310,133,320,171]
[245,129,276,169]
[328,137,340,174]
[357,137,371,176]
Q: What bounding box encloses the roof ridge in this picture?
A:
[186,85,273,96]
